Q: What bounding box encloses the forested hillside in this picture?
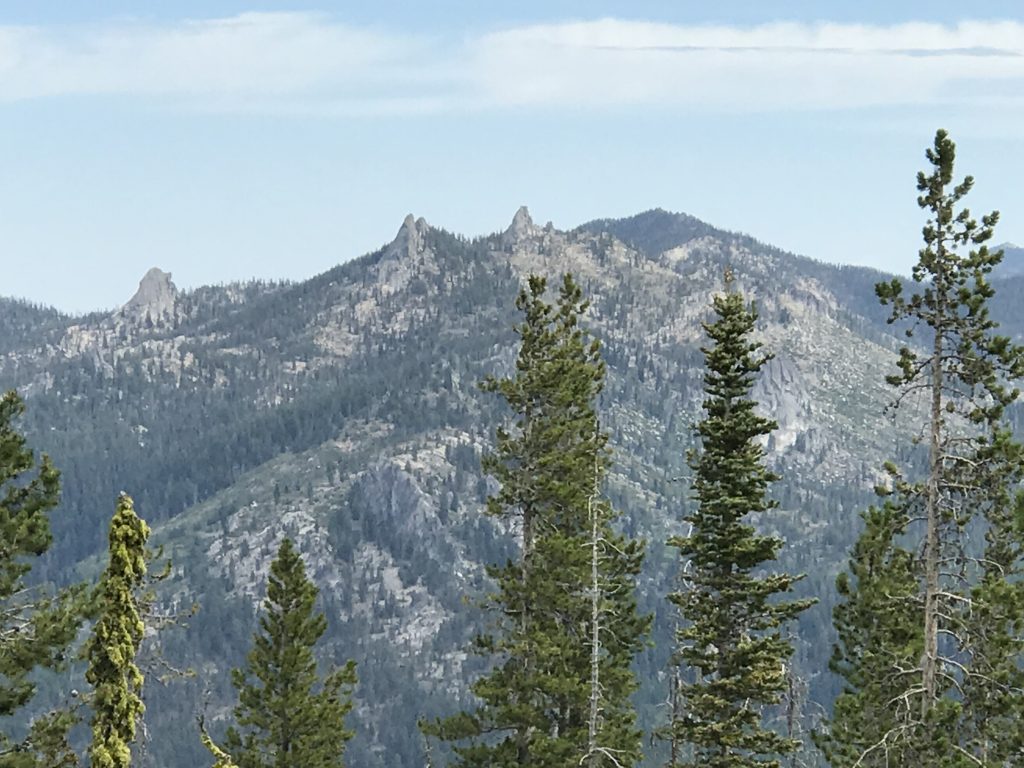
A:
[4,206,1024,767]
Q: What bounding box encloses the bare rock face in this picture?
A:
[350,460,439,537]
[502,205,538,247]
[376,214,434,295]
[122,267,177,323]
[387,214,425,262]
[753,354,811,452]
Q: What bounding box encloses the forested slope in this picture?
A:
[4,208,1023,766]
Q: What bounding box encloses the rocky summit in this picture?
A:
[3,208,1023,768]
[122,266,178,322]
[502,204,539,246]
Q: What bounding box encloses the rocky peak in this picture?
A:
[385,214,428,262]
[376,214,435,295]
[502,205,538,247]
[122,267,177,322]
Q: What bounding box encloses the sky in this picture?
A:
[3,2,1024,312]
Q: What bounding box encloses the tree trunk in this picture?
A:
[517,504,533,765]
[587,464,601,766]
[922,261,945,713]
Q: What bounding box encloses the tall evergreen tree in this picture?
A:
[822,129,1024,766]
[0,390,84,768]
[224,538,356,768]
[425,274,648,767]
[665,280,812,768]
[85,493,152,768]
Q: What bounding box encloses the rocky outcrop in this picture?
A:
[376,214,433,294]
[386,214,426,262]
[753,354,812,452]
[122,267,177,323]
[350,460,439,539]
[502,205,538,247]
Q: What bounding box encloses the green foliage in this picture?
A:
[21,708,80,768]
[426,274,649,767]
[814,501,920,766]
[665,286,812,767]
[0,390,84,768]
[225,538,357,768]
[5,206,1024,766]
[200,719,240,768]
[824,129,1024,765]
[85,493,151,768]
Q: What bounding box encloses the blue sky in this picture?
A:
[3,2,1024,312]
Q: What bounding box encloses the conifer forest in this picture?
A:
[5,130,1024,768]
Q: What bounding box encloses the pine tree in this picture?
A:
[224,538,356,768]
[823,129,1024,765]
[0,390,84,768]
[425,274,649,767]
[85,493,152,768]
[666,281,812,768]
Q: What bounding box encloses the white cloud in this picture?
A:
[0,13,426,102]
[0,14,1022,113]
[469,19,1024,110]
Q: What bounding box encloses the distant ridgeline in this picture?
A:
[3,201,1024,768]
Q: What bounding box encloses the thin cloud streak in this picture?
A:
[470,19,1024,110]
[0,14,1022,114]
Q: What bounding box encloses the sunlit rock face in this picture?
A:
[502,205,538,247]
[123,267,178,323]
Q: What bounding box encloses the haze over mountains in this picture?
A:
[995,242,1024,279]
[4,207,1024,767]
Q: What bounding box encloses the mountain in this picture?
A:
[995,242,1024,279]
[4,208,1024,767]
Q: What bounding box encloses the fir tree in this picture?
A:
[823,129,1024,765]
[425,274,648,767]
[225,538,356,768]
[666,280,812,768]
[0,390,84,768]
[85,493,151,768]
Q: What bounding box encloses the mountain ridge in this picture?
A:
[3,207,899,318]
[4,207,1024,767]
